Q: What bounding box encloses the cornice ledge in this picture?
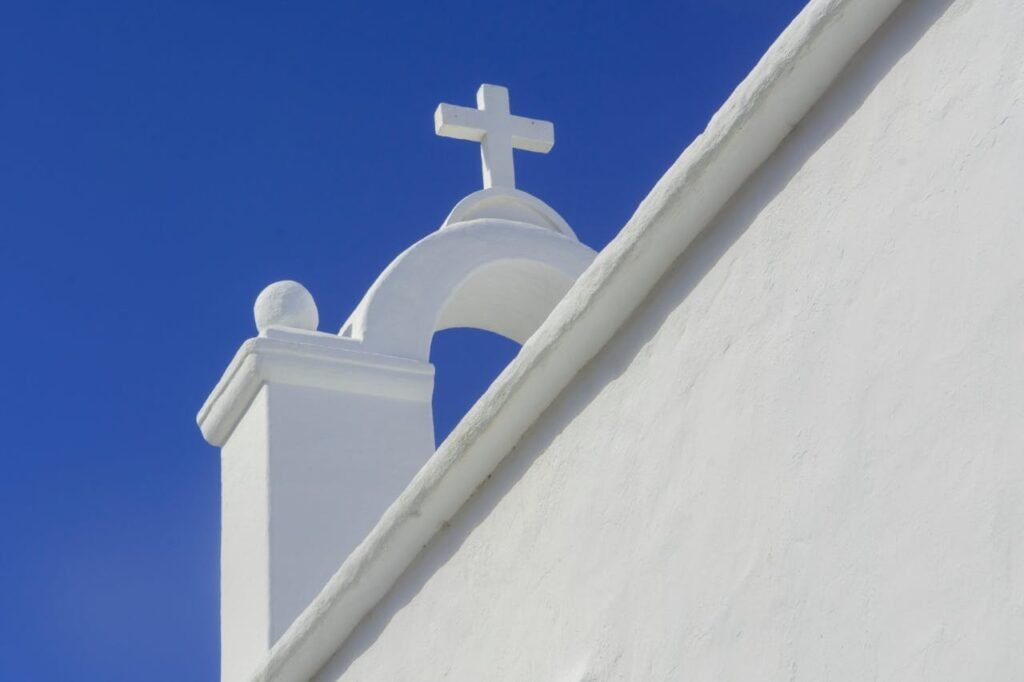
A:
[197,329,434,447]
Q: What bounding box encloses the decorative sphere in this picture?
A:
[254,280,319,333]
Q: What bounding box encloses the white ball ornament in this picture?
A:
[253,280,319,333]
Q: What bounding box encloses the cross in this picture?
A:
[434,84,554,190]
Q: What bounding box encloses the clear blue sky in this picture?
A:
[1,1,805,678]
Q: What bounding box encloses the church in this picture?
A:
[197,0,1024,679]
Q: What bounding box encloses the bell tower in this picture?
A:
[197,84,596,681]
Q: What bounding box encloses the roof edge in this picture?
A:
[253,0,906,678]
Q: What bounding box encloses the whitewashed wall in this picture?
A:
[317,0,1024,678]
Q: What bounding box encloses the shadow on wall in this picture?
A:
[318,0,955,676]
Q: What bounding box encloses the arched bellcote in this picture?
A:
[339,82,596,362]
[198,84,596,678]
[340,218,595,362]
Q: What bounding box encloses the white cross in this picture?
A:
[434,84,554,190]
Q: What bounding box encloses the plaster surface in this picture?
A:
[317,0,1024,679]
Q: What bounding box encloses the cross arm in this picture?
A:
[434,104,489,142]
[508,116,554,153]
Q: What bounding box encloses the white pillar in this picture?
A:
[198,288,434,681]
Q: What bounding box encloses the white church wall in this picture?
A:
[316,0,1024,678]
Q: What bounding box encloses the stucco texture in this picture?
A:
[319,0,1024,679]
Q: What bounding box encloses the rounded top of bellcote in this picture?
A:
[441,187,576,238]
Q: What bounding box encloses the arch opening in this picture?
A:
[429,327,520,445]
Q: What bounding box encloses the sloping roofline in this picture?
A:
[253,0,906,678]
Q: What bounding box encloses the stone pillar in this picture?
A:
[197,282,434,681]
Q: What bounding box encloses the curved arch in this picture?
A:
[340,219,596,362]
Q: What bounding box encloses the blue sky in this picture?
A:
[1,1,805,678]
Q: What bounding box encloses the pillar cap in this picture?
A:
[197,328,434,447]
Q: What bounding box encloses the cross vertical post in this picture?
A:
[477,85,514,189]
